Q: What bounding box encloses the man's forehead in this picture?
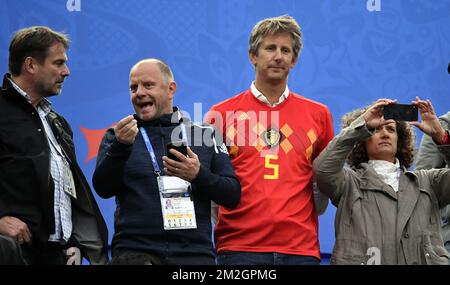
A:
[46,43,68,60]
[130,61,159,76]
[129,66,162,84]
[262,32,293,41]
[48,42,67,52]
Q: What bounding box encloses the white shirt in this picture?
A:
[251,81,289,107]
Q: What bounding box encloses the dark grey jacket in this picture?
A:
[313,116,450,265]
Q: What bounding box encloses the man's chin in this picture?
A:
[43,89,62,97]
[137,112,156,121]
[266,75,287,83]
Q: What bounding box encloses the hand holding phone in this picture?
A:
[383,104,418,121]
[167,141,187,162]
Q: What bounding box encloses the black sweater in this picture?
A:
[93,110,240,259]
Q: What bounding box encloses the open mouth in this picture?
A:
[139,101,154,111]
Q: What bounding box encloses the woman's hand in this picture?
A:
[410,96,446,142]
[363,98,397,129]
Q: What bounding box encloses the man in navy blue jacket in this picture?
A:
[93,58,241,265]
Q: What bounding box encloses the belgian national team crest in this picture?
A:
[263,127,281,148]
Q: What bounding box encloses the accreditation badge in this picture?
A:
[157,176,197,230]
[63,158,77,199]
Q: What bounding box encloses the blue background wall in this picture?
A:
[1,0,449,259]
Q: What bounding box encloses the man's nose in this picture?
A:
[62,65,70,77]
[274,48,282,60]
[135,84,146,96]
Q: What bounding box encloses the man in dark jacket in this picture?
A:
[93,58,241,265]
[0,26,108,265]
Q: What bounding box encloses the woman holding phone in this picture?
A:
[313,97,450,265]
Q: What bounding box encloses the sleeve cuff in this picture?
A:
[191,165,211,187]
[432,130,450,145]
[107,138,133,156]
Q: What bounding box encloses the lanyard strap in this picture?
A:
[140,122,189,176]
[180,123,188,145]
[140,127,161,176]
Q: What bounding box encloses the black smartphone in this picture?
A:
[166,141,187,161]
[383,104,418,121]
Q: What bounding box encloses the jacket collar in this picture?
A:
[358,162,418,188]
[1,73,35,108]
[358,162,399,200]
[2,73,16,94]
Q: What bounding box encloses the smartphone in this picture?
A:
[383,104,418,121]
[166,141,187,161]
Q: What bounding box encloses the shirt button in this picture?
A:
[31,111,35,115]
[425,253,430,257]
[404,233,409,238]
[37,128,42,132]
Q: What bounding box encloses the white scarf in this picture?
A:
[368,159,401,192]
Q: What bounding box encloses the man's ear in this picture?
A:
[290,55,299,69]
[23,57,38,75]
[167,81,177,100]
[249,51,257,66]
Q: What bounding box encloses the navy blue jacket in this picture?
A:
[93,110,240,259]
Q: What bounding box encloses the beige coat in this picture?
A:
[313,116,450,265]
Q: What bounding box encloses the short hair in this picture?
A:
[249,15,303,61]
[8,26,69,76]
[341,106,416,168]
[131,58,174,84]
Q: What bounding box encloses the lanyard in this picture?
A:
[140,127,161,176]
[139,123,189,176]
[180,123,188,145]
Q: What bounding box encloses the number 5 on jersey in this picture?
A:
[264,155,279,180]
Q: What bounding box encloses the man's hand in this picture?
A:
[410,96,446,142]
[363,98,397,129]
[0,216,32,245]
[114,115,138,144]
[162,147,200,181]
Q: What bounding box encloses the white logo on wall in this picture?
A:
[67,0,81,12]
[366,0,381,12]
